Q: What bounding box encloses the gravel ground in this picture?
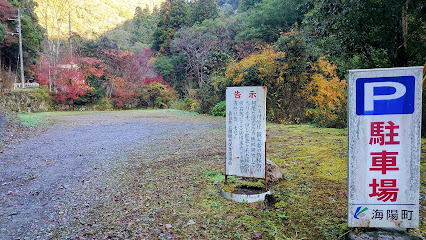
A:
[0,113,4,141]
[0,110,225,239]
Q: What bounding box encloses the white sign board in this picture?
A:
[226,86,266,178]
[348,67,422,228]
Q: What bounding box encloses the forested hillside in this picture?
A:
[1,0,425,130]
[34,0,165,39]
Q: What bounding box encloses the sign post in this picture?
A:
[348,67,422,228]
[225,86,267,188]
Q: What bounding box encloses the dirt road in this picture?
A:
[0,110,225,239]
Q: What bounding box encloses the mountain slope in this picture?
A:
[34,0,165,40]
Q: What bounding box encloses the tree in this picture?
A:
[226,46,300,122]
[34,0,164,40]
[154,55,187,94]
[171,26,219,113]
[220,3,234,16]
[35,54,93,104]
[140,81,177,108]
[239,0,306,43]
[4,0,44,81]
[306,0,425,68]
[218,0,238,10]
[171,19,233,113]
[190,0,219,24]
[305,56,347,128]
[239,0,262,11]
[74,56,107,105]
[132,5,160,45]
[0,0,17,71]
[226,29,330,123]
[152,0,190,54]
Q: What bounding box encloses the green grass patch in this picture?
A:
[18,112,44,127]
[17,111,74,127]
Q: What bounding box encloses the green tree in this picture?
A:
[218,0,238,9]
[239,0,262,11]
[152,0,190,55]
[239,0,305,43]
[132,5,159,45]
[306,0,425,68]
[220,3,235,16]
[7,0,44,76]
[154,55,187,94]
[0,24,6,41]
[190,0,219,24]
[0,0,16,71]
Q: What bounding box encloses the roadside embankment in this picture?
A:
[0,90,50,113]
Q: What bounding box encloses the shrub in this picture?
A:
[0,71,16,92]
[305,57,347,128]
[171,97,200,113]
[95,97,114,111]
[211,101,226,117]
[141,82,177,108]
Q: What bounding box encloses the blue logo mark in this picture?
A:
[356,76,415,115]
[354,206,368,219]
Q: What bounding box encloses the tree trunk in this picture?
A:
[402,0,409,50]
[69,11,72,57]
[393,0,409,67]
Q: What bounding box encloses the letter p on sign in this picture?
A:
[356,76,415,115]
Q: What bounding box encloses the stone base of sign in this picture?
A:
[266,159,283,182]
[347,230,420,240]
[220,189,271,203]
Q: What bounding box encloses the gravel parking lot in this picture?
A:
[0,110,225,239]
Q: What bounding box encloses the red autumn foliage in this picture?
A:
[52,59,93,104]
[0,0,18,47]
[34,55,94,104]
[141,76,169,86]
[78,57,106,78]
[97,48,166,108]
[33,55,51,86]
[35,46,171,108]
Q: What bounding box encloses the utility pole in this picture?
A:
[7,8,25,88]
[69,11,72,58]
[18,8,25,88]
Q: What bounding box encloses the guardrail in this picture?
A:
[13,82,39,89]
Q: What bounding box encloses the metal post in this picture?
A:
[265,141,267,190]
[17,9,24,88]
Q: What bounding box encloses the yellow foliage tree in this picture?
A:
[226,44,347,126]
[226,46,285,86]
[226,45,309,123]
[305,57,347,128]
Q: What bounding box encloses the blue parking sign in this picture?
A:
[356,76,415,115]
[348,67,422,229]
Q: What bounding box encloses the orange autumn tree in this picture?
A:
[305,57,347,128]
[226,46,285,86]
[226,45,309,123]
[226,33,347,126]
